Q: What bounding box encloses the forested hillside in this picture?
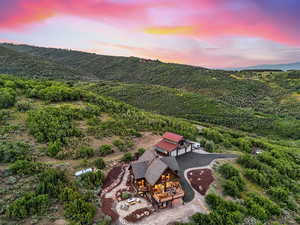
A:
[0,74,197,225]
[0,74,299,225]
[2,43,273,110]
[0,46,86,80]
[2,43,300,140]
[82,80,300,139]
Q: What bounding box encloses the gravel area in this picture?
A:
[116,198,152,218]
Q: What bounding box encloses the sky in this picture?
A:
[0,0,300,68]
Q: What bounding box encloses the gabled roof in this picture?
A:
[131,150,180,185]
[155,139,177,152]
[145,158,168,185]
[138,149,157,163]
[160,157,179,172]
[163,132,183,143]
[131,161,148,180]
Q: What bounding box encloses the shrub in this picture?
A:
[218,163,239,179]
[205,193,246,213]
[135,148,146,159]
[64,199,96,225]
[122,153,134,162]
[38,86,81,102]
[4,80,17,89]
[81,104,102,118]
[0,88,16,109]
[47,140,63,157]
[0,110,10,124]
[137,148,146,156]
[245,200,269,221]
[59,187,81,202]
[9,160,44,175]
[113,139,133,152]
[79,170,105,189]
[222,180,241,198]
[6,192,49,218]
[27,106,81,143]
[87,116,101,126]
[16,101,32,112]
[196,194,246,225]
[0,141,30,163]
[122,192,132,200]
[244,192,281,221]
[75,146,95,159]
[267,187,289,203]
[98,144,113,156]
[37,168,67,198]
[235,138,252,153]
[94,158,106,169]
[202,128,224,143]
[204,140,216,152]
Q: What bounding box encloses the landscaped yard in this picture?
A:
[98,151,237,225]
[187,169,214,195]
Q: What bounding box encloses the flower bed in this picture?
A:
[101,197,119,222]
[187,169,214,195]
[100,165,126,197]
[124,207,152,223]
[103,165,123,189]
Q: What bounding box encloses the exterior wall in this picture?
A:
[170,143,192,156]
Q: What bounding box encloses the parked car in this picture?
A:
[127,197,141,205]
[192,143,201,149]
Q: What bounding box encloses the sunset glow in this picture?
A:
[0,0,299,68]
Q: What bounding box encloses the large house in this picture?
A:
[154,132,192,157]
[130,149,184,208]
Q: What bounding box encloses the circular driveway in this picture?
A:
[176,152,237,202]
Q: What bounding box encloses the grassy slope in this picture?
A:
[81,81,300,139]
[1,43,277,109]
[3,43,300,139]
[0,45,89,80]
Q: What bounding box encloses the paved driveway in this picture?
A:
[176,152,237,202]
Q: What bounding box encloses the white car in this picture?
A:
[127,198,141,205]
[193,143,201,148]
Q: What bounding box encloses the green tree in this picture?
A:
[94,158,106,169]
[64,199,96,225]
[122,152,134,162]
[0,88,16,109]
[98,144,113,156]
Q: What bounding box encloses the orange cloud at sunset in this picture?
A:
[144,26,196,35]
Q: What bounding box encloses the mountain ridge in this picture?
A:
[225,61,300,71]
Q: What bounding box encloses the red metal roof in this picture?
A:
[162,132,183,143]
[155,139,177,152]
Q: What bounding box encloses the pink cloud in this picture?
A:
[0,0,299,47]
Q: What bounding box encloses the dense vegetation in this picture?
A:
[0,46,84,80]
[0,43,300,224]
[3,44,300,139]
[0,74,199,224]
